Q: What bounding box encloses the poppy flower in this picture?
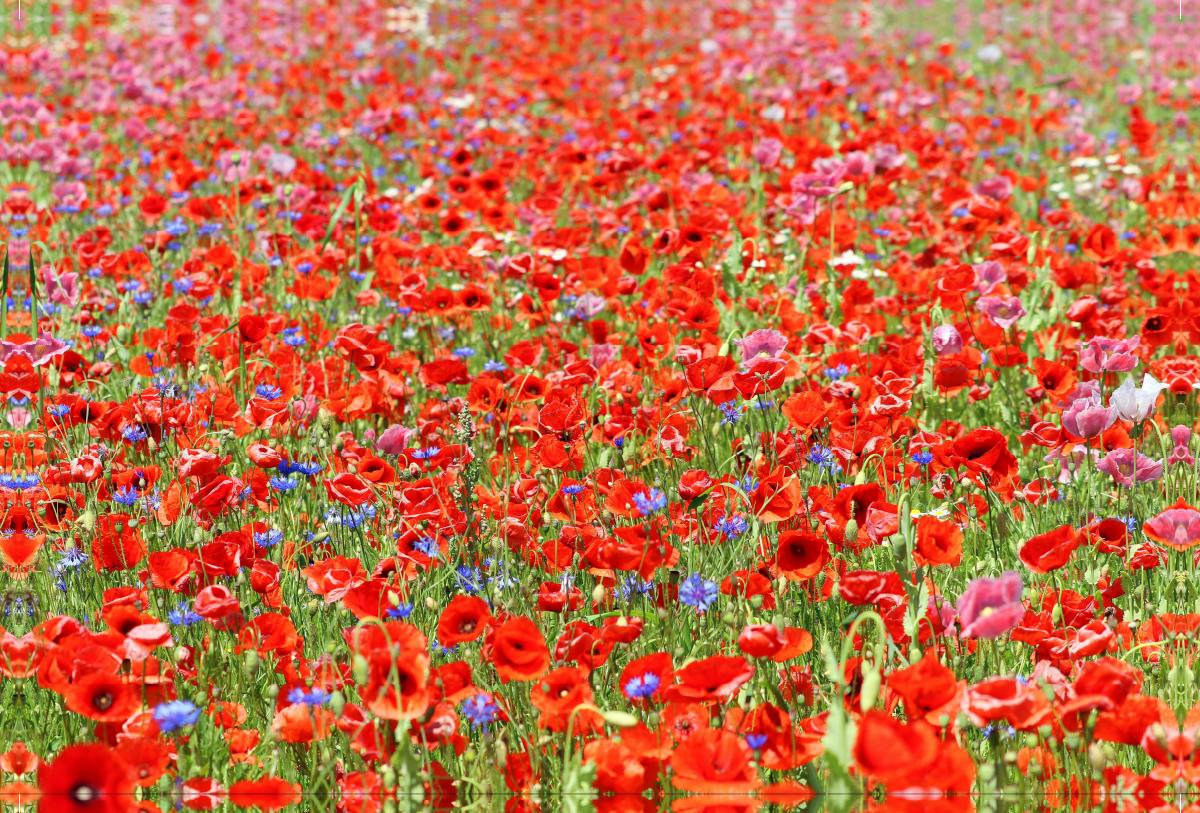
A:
[37,744,135,813]
[237,315,269,344]
[437,596,491,646]
[227,776,301,811]
[489,616,550,683]
[913,515,963,566]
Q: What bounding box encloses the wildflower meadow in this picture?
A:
[4,1,1200,812]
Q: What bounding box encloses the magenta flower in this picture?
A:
[1170,425,1195,466]
[734,329,788,373]
[973,261,1007,296]
[790,168,845,199]
[1143,502,1200,550]
[375,424,418,455]
[42,265,79,308]
[1096,448,1164,487]
[0,334,69,367]
[955,571,1025,640]
[1079,336,1140,374]
[752,138,783,169]
[976,295,1026,329]
[932,325,963,356]
[1061,395,1116,440]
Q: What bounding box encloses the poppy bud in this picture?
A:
[600,710,639,728]
[859,664,881,711]
[244,650,259,676]
[844,519,859,545]
[721,610,738,627]
[330,691,345,717]
[381,766,396,789]
[79,510,95,531]
[591,584,606,604]
[352,655,369,685]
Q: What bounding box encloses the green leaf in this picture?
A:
[319,180,362,256]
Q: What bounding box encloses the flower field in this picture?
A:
[7,1,1200,812]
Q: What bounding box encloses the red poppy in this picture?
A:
[489,616,550,683]
[37,744,135,813]
[227,776,301,811]
[437,595,491,646]
[1019,525,1080,573]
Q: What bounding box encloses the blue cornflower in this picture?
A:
[112,486,141,506]
[168,602,203,627]
[387,603,414,619]
[807,445,841,473]
[413,536,441,559]
[614,437,625,449]
[741,475,759,494]
[824,364,851,380]
[255,384,283,400]
[714,514,748,539]
[254,529,283,548]
[719,403,743,426]
[632,488,667,517]
[453,347,476,357]
[1117,515,1139,533]
[270,476,301,492]
[678,573,719,613]
[615,578,651,602]
[484,360,508,372]
[122,425,149,443]
[59,547,89,570]
[288,687,331,706]
[912,451,934,466]
[561,484,585,496]
[412,447,441,460]
[81,325,103,338]
[153,700,200,733]
[461,694,499,732]
[47,403,70,419]
[623,673,660,700]
[281,329,306,347]
[746,734,769,750]
[456,566,483,594]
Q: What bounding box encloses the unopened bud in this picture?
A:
[352,655,369,685]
